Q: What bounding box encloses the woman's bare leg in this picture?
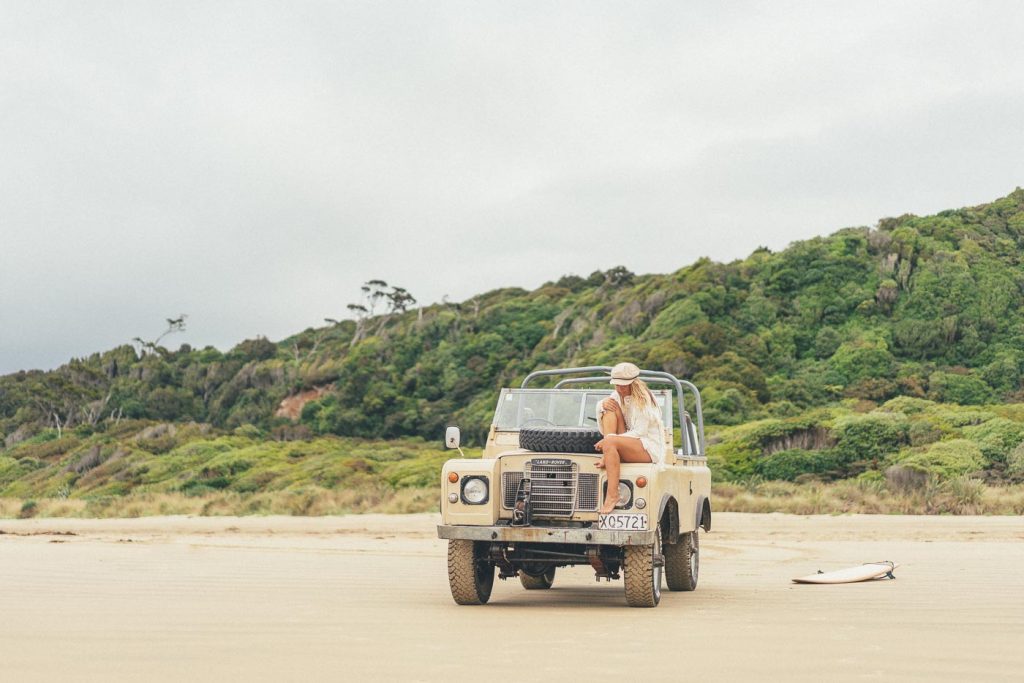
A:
[597,435,651,514]
[597,409,627,471]
[599,410,625,436]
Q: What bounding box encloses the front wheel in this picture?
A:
[519,566,556,590]
[447,540,495,605]
[665,528,699,591]
[623,530,662,607]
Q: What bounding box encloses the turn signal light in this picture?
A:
[636,476,648,488]
[447,472,459,483]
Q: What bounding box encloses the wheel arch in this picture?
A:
[695,496,711,532]
[657,495,680,542]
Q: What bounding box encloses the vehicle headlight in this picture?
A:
[617,482,632,508]
[604,480,633,509]
[461,476,489,504]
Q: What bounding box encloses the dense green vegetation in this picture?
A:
[1,421,448,511]
[3,189,1024,504]
[708,397,1024,484]
[3,408,1022,518]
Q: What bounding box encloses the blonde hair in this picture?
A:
[627,378,656,410]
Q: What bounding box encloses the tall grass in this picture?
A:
[0,486,441,519]
[713,477,1024,515]
[4,479,1024,518]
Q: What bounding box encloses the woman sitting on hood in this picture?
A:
[595,362,665,515]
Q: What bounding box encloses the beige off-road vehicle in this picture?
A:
[437,366,711,608]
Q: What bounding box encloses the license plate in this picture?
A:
[598,513,648,531]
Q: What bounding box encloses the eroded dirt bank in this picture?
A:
[1,513,1022,681]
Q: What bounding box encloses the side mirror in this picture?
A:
[445,426,461,449]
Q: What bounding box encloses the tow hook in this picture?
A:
[511,478,532,526]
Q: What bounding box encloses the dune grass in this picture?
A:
[712,477,1024,515]
[6,478,1024,519]
[0,486,440,519]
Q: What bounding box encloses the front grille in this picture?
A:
[502,472,523,509]
[525,459,576,517]
[576,473,599,511]
[502,462,597,514]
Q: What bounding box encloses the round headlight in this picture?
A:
[617,482,631,507]
[462,477,488,504]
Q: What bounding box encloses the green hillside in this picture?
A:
[3,189,1024,506]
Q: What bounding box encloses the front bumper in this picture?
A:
[437,524,655,546]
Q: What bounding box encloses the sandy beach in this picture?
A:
[2,512,1023,682]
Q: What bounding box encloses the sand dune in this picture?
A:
[1,512,1022,681]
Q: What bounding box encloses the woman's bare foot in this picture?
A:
[599,489,621,515]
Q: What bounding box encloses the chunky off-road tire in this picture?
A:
[447,540,495,605]
[665,529,699,591]
[623,532,663,608]
[519,566,556,590]
[519,427,602,454]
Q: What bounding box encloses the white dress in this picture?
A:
[596,392,666,464]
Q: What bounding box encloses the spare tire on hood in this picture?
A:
[519,427,602,454]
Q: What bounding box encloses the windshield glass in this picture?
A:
[493,388,672,431]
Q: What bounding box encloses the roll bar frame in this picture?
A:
[520,366,705,455]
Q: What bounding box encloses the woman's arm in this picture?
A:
[597,395,625,435]
[597,395,622,418]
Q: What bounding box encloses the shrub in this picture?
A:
[232,424,263,439]
[908,420,943,447]
[856,469,885,484]
[921,405,995,428]
[19,500,38,518]
[231,336,278,361]
[831,413,909,465]
[1006,443,1024,478]
[754,448,839,481]
[702,385,760,426]
[927,372,993,405]
[980,352,1022,395]
[813,327,842,359]
[844,377,897,401]
[695,352,769,401]
[894,439,986,479]
[764,401,801,418]
[878,396,934,415]
[827,339,896,384]
[962,418,1024,464]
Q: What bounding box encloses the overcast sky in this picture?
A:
[2,1,1023,374]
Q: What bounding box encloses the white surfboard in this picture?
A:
[792,561,899,584]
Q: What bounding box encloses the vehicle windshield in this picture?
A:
[493,388,672,432]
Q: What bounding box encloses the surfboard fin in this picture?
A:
[872,561,896,580]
